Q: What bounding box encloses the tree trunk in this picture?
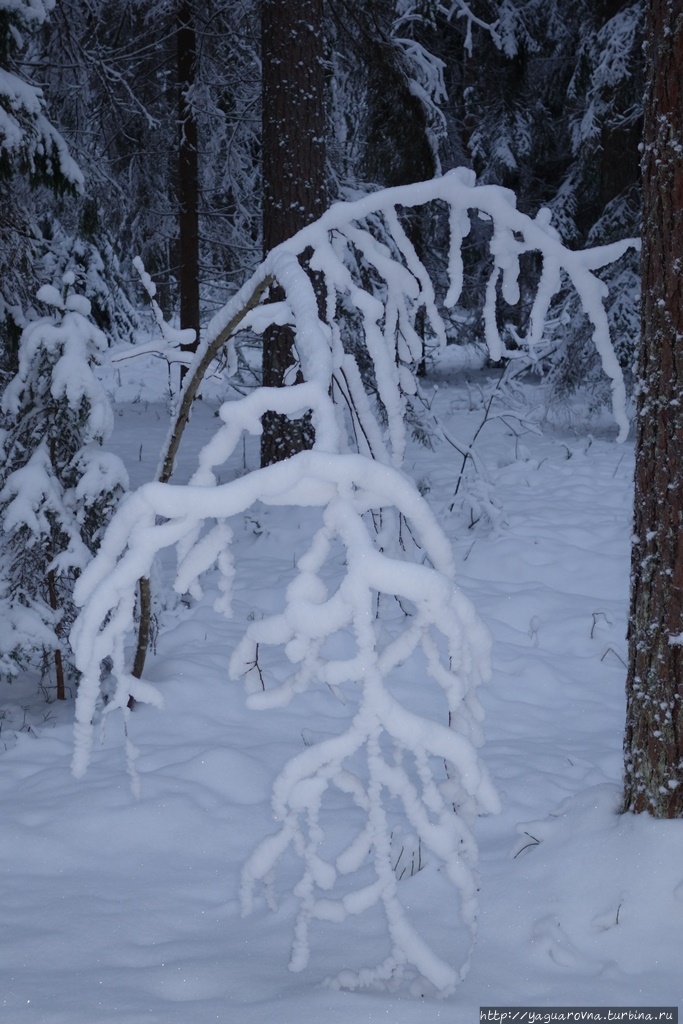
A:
[46,568,66,701]
[177,0,200,369]
[623,0,683,817]
[260,0,326,467]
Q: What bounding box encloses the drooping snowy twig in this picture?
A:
[71,385,498,991]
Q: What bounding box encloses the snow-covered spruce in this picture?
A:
[0,274,126,695]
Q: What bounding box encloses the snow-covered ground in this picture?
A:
[0,361,681,1023]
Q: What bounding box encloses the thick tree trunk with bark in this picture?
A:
[623,0,683,817]
[177,1,200,365]
[260,0,326,467]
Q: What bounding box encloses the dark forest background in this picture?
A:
[0,0,643,393]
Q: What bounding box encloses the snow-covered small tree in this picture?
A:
[70,170,636,992]
[38,223,141,348]
[0,272,127,698]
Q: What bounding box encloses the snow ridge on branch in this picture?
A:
[174,167,635,451]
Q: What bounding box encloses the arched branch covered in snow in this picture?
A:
[71,168,635,993]
[151,166,636,485]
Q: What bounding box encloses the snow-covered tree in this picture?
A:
[0,273,127,698]
[70,171,635,990]
[41,0,262,326]
[394,0,643,406]
[0,0,79,186]
[544,0,643,411]
[0,0,82,372]
[327,0,442,191]
[72,382,502,992]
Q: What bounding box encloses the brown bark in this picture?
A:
[623,0,683,817]
[130,574,152,707]
[46,568,66,701]
[260,0,326,467]
[131,276,272,682]
[177,1,200,368]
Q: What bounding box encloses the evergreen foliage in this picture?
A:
[0,0,83,372]
[42,0,262,316]
[0,274,126,696]
[0,0,643,403]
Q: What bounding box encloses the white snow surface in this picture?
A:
[0,368,681,1021]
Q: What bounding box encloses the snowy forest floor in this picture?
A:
[0,360,681,1023]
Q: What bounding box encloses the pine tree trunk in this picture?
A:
[260,0,326,467]
[623,0,683,817]
[177,1,200,369]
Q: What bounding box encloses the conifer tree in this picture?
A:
[0,0,82,372]
[0,274,127,698]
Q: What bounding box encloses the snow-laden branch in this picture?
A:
[71,372,498,992]
[116,168,635,465]
[394,1,502,55]
[175,168,636,451]
[70,167,637,992]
